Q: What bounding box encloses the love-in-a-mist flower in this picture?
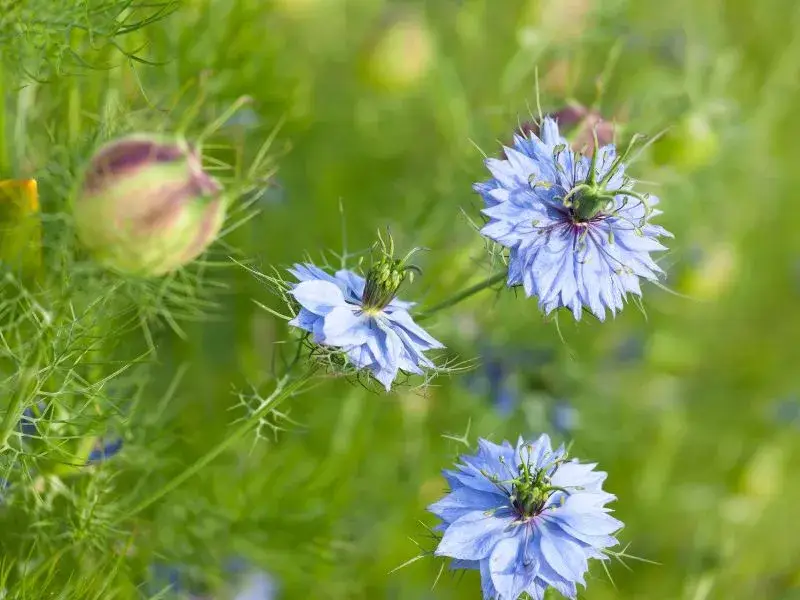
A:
[287,240,443,391]
[74,134,226,277]
[429,434,621,600]
[477,117,672,321]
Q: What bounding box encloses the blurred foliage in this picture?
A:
[1,0,800,598]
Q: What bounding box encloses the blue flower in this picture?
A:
[86,437,123,463]
[466,345,553,416]
[429,434,621,599]
[549,400,579,436]
[19,401,47,438]
[476,117,672,321]
[287,262,444,391]
[234,570,278,600]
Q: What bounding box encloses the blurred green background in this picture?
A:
[2,0,800,598]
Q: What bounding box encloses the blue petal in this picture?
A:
[487,535,538,600]
[288,307,320,332]
[289,280,347,316]
[540,117,563,146]
[334,269,366,303]
[321,306,371,346]
[537,521,588,585]
[428,486,508,525]
[435,509,516,561]
[384,309,444,350]
[289,263,339,285]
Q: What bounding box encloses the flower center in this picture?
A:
[360,232,423,312]
[570,187,614,222]
[361,257,407,312]
[508,459,569,519]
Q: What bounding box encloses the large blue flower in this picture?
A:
[477,117,672,321]
[429,434,622,600]
[287,263,444,391]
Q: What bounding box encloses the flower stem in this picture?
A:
[116,366,312,523]
[415,270,507,321]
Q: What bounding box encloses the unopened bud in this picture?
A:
[73,134,226,276]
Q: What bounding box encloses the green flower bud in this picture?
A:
[73,134,226,276]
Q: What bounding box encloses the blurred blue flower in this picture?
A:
[614,335,645,363]
[148,563,184,596]
[466,345,553,415]
[773,396,800,427]
[550,400,579,436]
[466,350,518,416]
[234,570,278,600]
[18,401,46,438]
[429,434,621,600]
[86,438,123,463]
[288,262,443,391]
[476,117,672,321]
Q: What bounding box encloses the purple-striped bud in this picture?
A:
[74,134,226,276]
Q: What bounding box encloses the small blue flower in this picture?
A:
[477,117,672,321]
[86,438,123,464]
[466,345,554,415]
[466,350,518,416]
[429,434,621,599]
[772,395,800,427]
[234,571,278,600]
[19,401,47,438]
[550,400,579,436]
[287,261,444,391]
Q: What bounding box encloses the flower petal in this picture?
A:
[321,306,371,346]
[435,509,516,561]
[289,280,347,316]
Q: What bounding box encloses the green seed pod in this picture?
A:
[73,134,226,276]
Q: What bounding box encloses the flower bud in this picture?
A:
[73,134,226,276]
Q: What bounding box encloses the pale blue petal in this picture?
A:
[435,509,516,561]
[321,306,371,346]
[289,280,347,316]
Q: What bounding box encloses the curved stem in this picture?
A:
[116,367,312,523]
[415,270,507,322]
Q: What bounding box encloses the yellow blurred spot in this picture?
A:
[272,0,342,18]
[541,59,572,96]
[419,476,445,505]
[0,179,42,275]
[681,244,737,301]
[539,0,594,41]
[740,442,784,500]
[364,14,434,93]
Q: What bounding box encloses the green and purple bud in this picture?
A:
[73,134,226,276]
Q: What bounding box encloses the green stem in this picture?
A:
[0,66,8,177]
[415,270,507,321]
[0,360,41,450]
[116,369,312,522]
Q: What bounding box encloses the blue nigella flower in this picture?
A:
[287,254,443,391]
[476,117,673,321]
[86,437,123,464]
[429,434,622,599]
